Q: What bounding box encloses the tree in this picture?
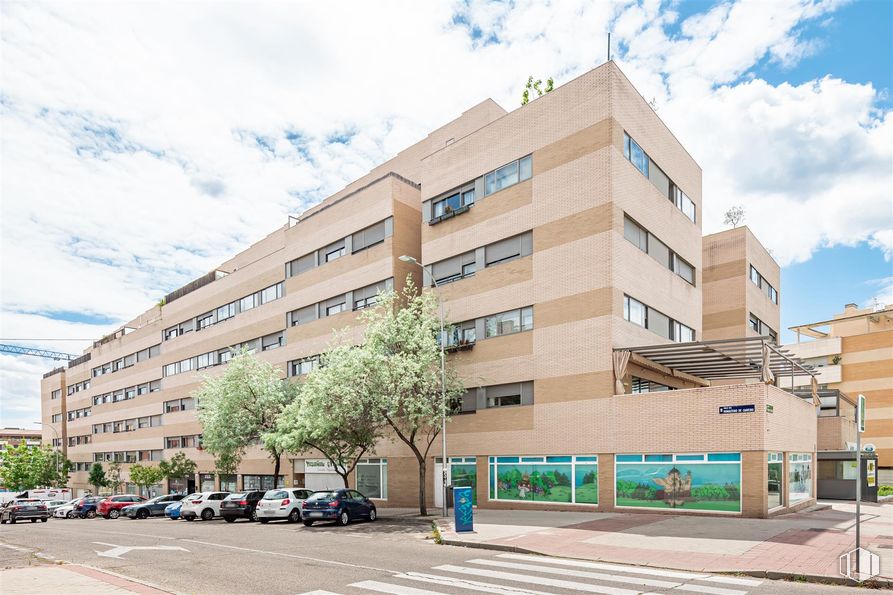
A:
[355,279,465,515]
[107,461,124,493]
[0,444,70,491]
[521,75,555,105]
[129,464,164,498]
[267,339,382,489]
[723,205,745,228]
[159,452,197,487]
[194,349,297,487]
[88,463,108,494]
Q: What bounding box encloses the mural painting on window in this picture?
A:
[615,453,741,513]
[488,456,597,504]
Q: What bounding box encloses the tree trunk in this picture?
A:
[272,451,282,487]
[417,456,427,516]
[340,472,350,488]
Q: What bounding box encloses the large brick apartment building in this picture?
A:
[41,62,824,517]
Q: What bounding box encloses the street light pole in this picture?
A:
[34,421,61,483]
[400,255,449,517]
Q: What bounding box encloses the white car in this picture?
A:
[43,500,69,514]
[257,488,312,523]
[52,498,83,519]
[180,492,230,521]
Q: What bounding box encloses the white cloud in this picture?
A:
[1,0,890,426]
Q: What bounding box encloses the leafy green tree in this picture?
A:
[267,339,382,488]
[0,444,70,491]
[521,75,555,105]
[194,349,296,485]
[129,464,165,498]
[354,279,465,515]
[158,452,197,486]
[0,443,34,491]
[88,463,108,494]
[107,461,124,493]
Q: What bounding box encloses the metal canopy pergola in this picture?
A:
[615,336,816,382]
[790,388,854,416]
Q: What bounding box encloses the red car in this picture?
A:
[97,495,146,519]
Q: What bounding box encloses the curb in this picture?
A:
[436,527,893,589]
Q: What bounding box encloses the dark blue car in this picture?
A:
[75,496,105,519]
[300,489,376,527]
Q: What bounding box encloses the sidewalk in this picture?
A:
[436,501,893,585]
[1,564,170,594]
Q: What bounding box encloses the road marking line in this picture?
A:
[400,572,550,595]
[0,543,34,553]
[697,576,762,587]
[431,564,640,595]
[297,591,342,595]
[670,586,746,595]
[466,558,682,589]
[496,554,710,580]
[350,580,446,594]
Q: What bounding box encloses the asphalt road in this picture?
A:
[0,513,870,594]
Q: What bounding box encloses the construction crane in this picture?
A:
[0,344,77,361]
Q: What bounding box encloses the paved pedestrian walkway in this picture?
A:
[435,501,893,585]
[1,564,170,594]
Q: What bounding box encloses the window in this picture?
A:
[356,459,387,499]
[624,296,647,327]
[289,355,320,376]
[51,413,62,423]
[673,321,695,342]
[768,285,778,304]
[322,239,345,263]
[673,254,695,285]
[768,452,784,509]
[431,251,476,285]
[484,155,531,195]
[446,321,476,347]
[631,377,672,393]
[166,436,182,449]
[483,381,532,409]
[353,278,393,310]
[259,283,283,305]
[788,453,812,503]
[671,185,696,223]
[165,397,195,413]
[289,304,317,327]
[749,312,775,341]
[240,293,257,312]
[485,234,523,266]
[352,218,391,252]
[484,307,533,338]
[487,393,521,407]
[625,132,696,223]
[218,348,233,364]
[261,332,284,351]
[623,217,648,252]
[749,313,760,333]
[217,302,236,322]
[51,389,60,400]
[750,265,761,287]
[287,252,316,277]
[623,132,649,177]
[432,188,474,219]
[323,295,346,317]
[196,352,215,369]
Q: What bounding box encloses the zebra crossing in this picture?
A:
[300,552,764,595]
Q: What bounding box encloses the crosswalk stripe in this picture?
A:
[297,591,342,595]
[697,576,762,587]
[496,553,711,580]
[465,558,683,589]
[432,564,640,595]
[399,572,549,595]
[670,585,747,595]
[349,580,446,594]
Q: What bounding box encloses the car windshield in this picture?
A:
[263,490,288,500]
[182,493,199,500]
[226,493,246,499]
[306,491,337,501]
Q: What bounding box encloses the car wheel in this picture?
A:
[31,519,37,523]
[259,518,269,524]
[67,511,76,519]
[288,509,301,523]
[224,517,235,523]
[368,507,377,522]
[184,516,194,521]
[137,509,149,520]
[0,519,6,524]
[41,518,48,523]
[337,510,350,526]
[109,509,120,519]
[86,510,96,519]
[200,508,214,521]
[302,520,313,527]
[251,509,258,522]
[10,518,16,524]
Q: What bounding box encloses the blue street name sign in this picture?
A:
[719,404,755,414]
[453,486,474,533]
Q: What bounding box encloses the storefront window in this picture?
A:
[488,455,598,504]
[768,452,783,509]
[199,473,215,492]
[616,453,741,513]
[437,457,478,505]
[242,475,284,490]
[168,477,188,494]
[220,474,237,492]
[788,453,813,503]
[356,459,387,499]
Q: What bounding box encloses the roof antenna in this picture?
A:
[607,33,611,62]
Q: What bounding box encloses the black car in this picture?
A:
[0,499,49,524]
[220,491,266,523]
[301,489,377,527]
[123,494,186,519]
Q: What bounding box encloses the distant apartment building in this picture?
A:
[41,61,819,516]
[0,428,42,449]
[702,226,780,343]
[788,303,893,469]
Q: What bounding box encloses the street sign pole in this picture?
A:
[855,393,865,577]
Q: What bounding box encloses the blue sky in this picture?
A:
[1,0,891,427]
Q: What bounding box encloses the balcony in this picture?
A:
[444,340,475,353]
[783,336,842,360]
[428,204,472,225]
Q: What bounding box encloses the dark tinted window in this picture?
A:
[307,491,336,501]
[226,493,247,500]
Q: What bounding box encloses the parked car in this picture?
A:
[75,496,105,519]
[180,491,230,521]
[219,491,265,523]
[301,489,377,527]
[257,488,312,523]
[97,495,147,519]
[123,494,186,519]
[52,498,83,519]
[164,499,188,520]
[43,499,70,514]
[0,499,49,524]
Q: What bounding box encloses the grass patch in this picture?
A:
[574,483,599,503]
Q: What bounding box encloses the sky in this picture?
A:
[1,0,891,429]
